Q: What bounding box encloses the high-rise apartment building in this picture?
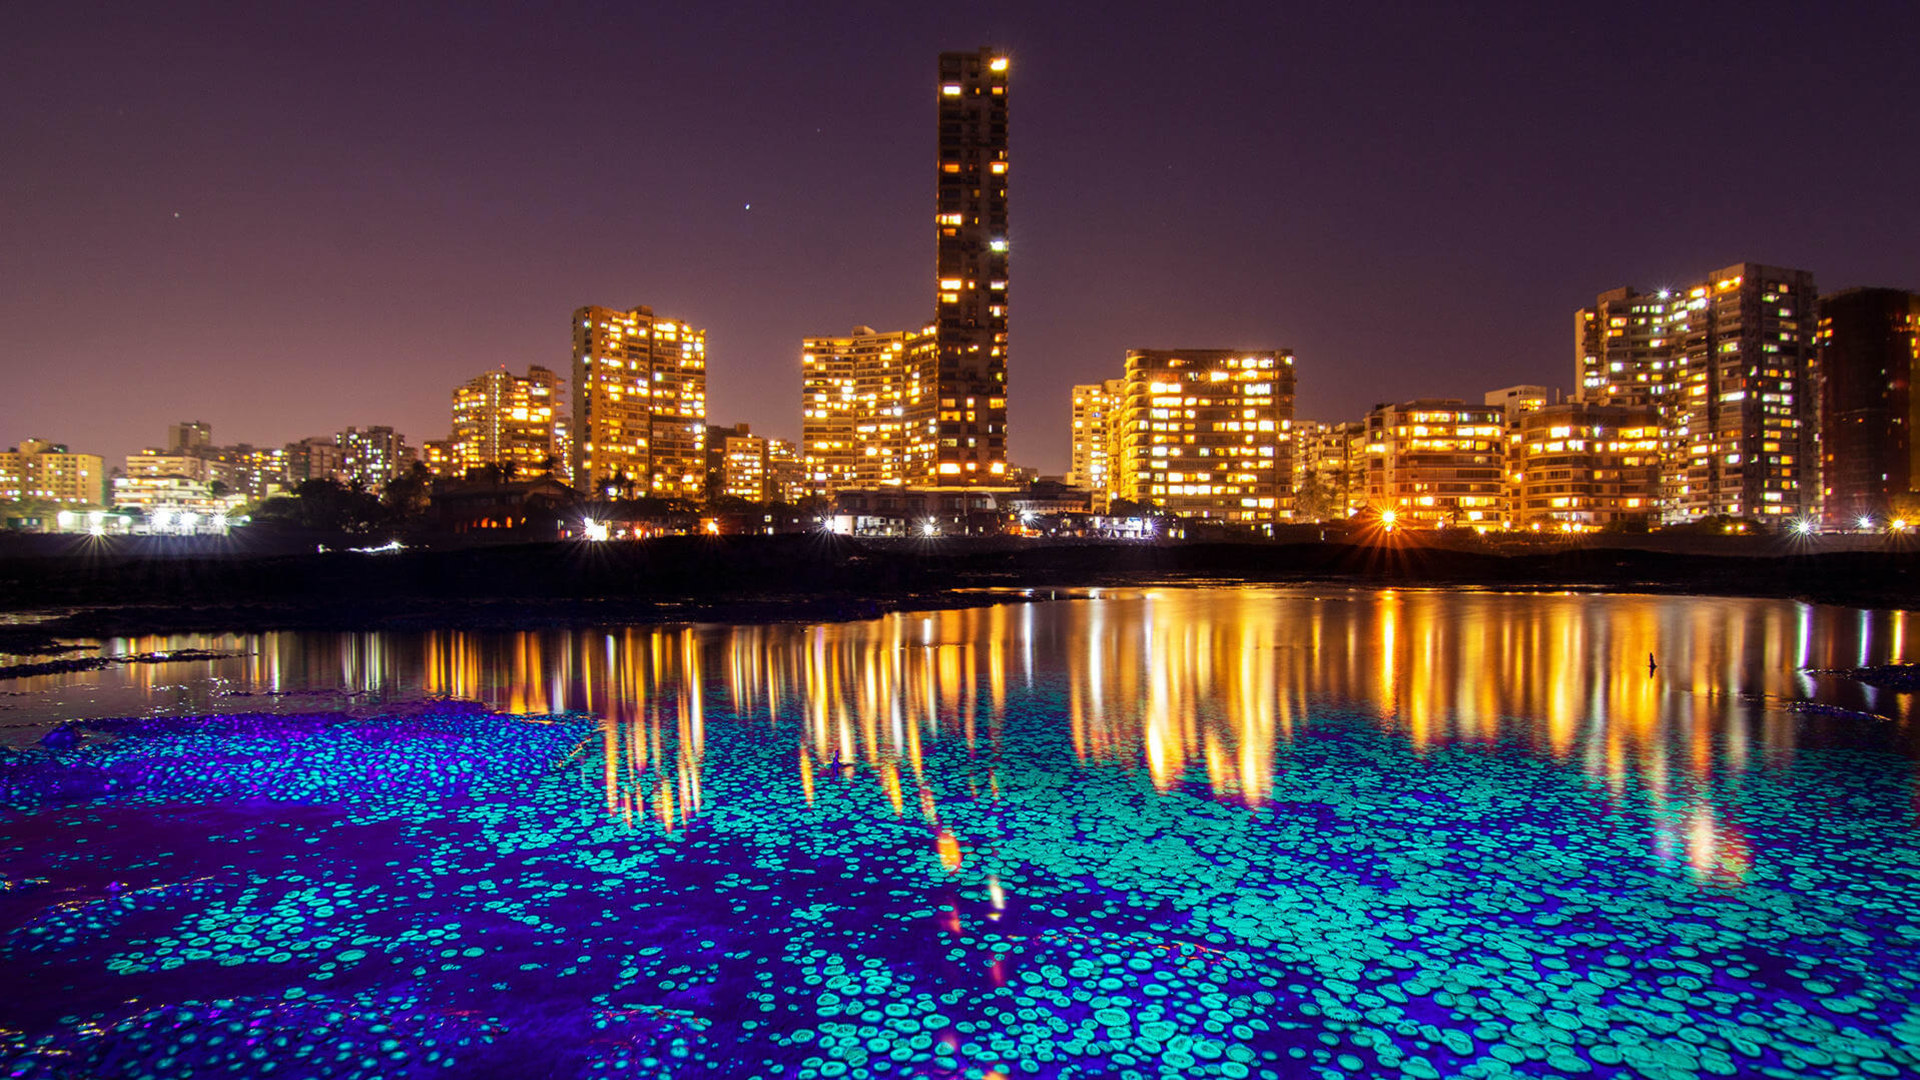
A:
[1068,380,1124,493]
[1576,288,1678,407]
[1113,349,1295,524]
[338,426,413,490]
[1362,400,1506,529]
[933,48,1011,484]
[0,439,105,506]
[766,439,805,504]
[572,305,708,499]
[801,326,937,495]
[719,430,770,503]
[284,437,344,486]
[1581,264,1819,523]
[451,366,566,481]
[1818,287,1920,528]
[701,423,801,504]
[1664,264,1817,522]
[227,445,288,501]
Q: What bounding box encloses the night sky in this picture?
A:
[6,1,1918,477]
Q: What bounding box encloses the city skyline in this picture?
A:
[5,3,1919,475]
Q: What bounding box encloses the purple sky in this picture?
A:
[5,1,1918,477]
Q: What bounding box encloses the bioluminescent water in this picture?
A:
[3,588,1918,1078]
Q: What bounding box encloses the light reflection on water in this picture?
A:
[6,586,1920,1076]
[7,588,1916,839]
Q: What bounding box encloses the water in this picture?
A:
[2,587,1917,1078]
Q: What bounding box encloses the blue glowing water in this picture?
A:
[2,589,1918,1078]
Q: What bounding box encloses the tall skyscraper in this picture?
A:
[933,48,1010,484]
[801,326,937,495]
[572,305,708,499]
[1663,264,1817,522]
[1113,349,1295,524]
[451,365,566,481]
[1818,287,1920,528]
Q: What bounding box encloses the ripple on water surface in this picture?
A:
[2,698,1918,1080]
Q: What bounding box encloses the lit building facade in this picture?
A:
[452,366,567,481]
[285,437,345,486]
[1506,402,1661,531]
[111,474,244,523]
[0,439,105,506]
[224,445,289,501]
[1582,265,1819,523]
[338,426,413,490]
[572,305,708,499]
[1486,384,1551,417]
[1068,380,1124,493]
[705,424,799,504]
[420,439,455,479]
[1292,420,1365,522]
[801,326,937,496]
[167,421,213,455]
[1114,349,1295,524]
[1576,287,1678,407]
[125,449,216,484]
[933,48,1010,484]
[766,439,805,504]
[1662,264,1818,522]
[1818,287,1920,528]
[721,432,770,502]
[1363,400,1506,528]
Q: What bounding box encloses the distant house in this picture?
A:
[430,477,575,536]
[826,488,1003,537]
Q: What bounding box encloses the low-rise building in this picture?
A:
[1363,400,1506,529]
[1292,420,1365,522]
[1506,402,1661,531]
[111,474,245,532]
[825,488,1003,536]
[0,439,106,506]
